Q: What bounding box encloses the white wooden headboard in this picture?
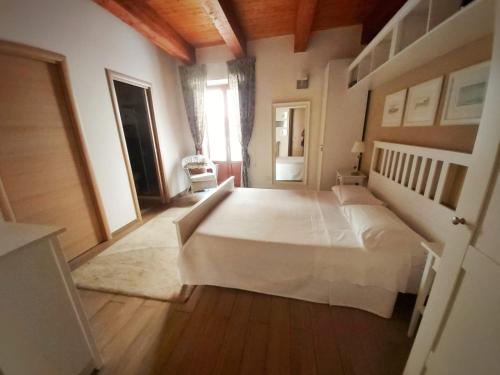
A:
[368,141,471,242]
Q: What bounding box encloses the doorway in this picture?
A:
[204,82,242,186]
[107,70,167,217]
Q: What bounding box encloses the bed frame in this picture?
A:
[175,142,471,247]
[368,141,471,242]
[172,142,470,318]
[174,177,235,248]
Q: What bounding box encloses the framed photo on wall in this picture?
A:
[403,76,443,127]
[441,61,490,126]
[382,89,407,127]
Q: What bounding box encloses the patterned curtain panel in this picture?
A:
[227,56,256,187]
[179,64,207,154]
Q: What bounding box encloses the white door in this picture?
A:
[404,3,500,373]
[425,166,500,374]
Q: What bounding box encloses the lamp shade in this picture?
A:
[351,141,365,153]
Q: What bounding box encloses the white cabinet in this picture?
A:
[0,223,101,375]
[348,0,494,89]
[425,246,500,374]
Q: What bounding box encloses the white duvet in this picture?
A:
[178,188,426,305]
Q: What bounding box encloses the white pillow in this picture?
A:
[332,185,384,206]
[341,205,422,250]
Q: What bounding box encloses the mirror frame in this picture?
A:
[271,101,311,186]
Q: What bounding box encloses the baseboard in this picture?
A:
[111,217,141,237]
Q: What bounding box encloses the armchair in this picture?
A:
[182,155,218,193]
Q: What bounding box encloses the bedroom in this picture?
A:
[0,0,499,374]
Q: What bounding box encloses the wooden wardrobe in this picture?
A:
[0,42,110,261]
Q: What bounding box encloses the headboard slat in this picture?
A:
[368,141,471,242]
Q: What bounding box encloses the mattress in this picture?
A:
[178,188,426,316]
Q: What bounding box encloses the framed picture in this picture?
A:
[403,77,443,127]
[441,61,490,126]
[382,89,407,127]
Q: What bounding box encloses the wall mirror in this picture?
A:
[272,101,310,185]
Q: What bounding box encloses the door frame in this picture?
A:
[0,40,111,240]
[105,69,169,221]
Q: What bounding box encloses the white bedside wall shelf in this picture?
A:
[347,0,495,89]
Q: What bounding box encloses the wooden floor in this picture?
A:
[80,286,415,375]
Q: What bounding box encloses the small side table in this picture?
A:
[336,169,367,186]
[408,241,444,337]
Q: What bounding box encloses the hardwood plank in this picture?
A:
[90,296,143,350]
[78,287,414,375]
[93,0,194,64]
[267,296,291,375]
[290,298,313,330]
[212,291,254,375]
[290,299,317,375]
[249,292,272,324]
[290,326,317,375]
[105,302,186,375]
[98,304,159,374]
[240,321,269,375]
[139,309,190,375]
[184,289,235,375]
[172,284,204,313]
[329,307,358,375]
[78,290,112,319]
[294,0,318,52]
[201,0,246,57]
[160,286,220,373]
[310,304,344,375]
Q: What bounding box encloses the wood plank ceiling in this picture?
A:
[95,0,406,64]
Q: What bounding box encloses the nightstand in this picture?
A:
[336,169,367,185]
[408,241,444,337]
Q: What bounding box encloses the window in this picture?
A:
[204,82,242,162]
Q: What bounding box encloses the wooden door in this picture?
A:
[404,6,500,373]
[214,161,241,187]
[0,47,106,260]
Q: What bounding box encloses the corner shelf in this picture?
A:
[347,0,495,89]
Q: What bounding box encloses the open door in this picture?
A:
[204,82,242,187]
[404,4,500,373]
[107,70,168,218]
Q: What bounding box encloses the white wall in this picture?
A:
[196,26,363,189]
[0,0,193,231]
[319,59,369,190]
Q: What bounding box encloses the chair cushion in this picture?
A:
[190,172,217,182]
[189,167,206,175]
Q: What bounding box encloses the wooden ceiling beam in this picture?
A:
[201,0,246,58]
[94,0,195,64]
[294,0,318,52]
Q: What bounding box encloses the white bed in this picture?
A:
[174,142,471,318]
[275,156,304,180]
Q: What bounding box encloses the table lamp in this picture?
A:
[351,141,365,175]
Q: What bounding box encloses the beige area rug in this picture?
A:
[72,194,203,302]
